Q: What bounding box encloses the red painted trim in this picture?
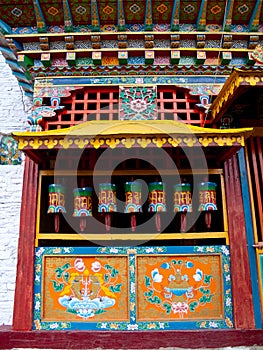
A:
[12,157,38,331]
[1,326,263,349]
[224,155,255,329]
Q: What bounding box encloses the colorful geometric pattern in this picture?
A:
[119,86,157,120]
[233,1,254,22]
[124,0,145,22]
[98,0,117,23]
[33,245,234,330]
[40,3,63,27]
[0,3,36,27]
[0,1,260,31]
[70,0,91,24]
[207,1,225,23]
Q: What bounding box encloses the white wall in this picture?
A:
[0,51,32,325]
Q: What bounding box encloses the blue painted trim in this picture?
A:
[171,0,180,29]
[17,81,33,93]
[90,0,100,29]
[47,75,227,86]
[24,91,33,97]
[5,59,25,73]
[196,0,205,27]
[144,0,153,29]
[117,0,125,29]
[0,47,17,60]
[223,0,233,30]
[238,148,262,328]
[0,19,12,34]
[249,0,261,30]
[63,0,74,25]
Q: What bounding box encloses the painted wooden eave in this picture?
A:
[12,120,253,151]
[210,67,263,123]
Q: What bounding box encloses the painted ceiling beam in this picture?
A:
[32,0,47,33]
[91,0,100,32]
[223,0,234,32]
[62,0,74,32]
[171,0,180,31]
[118,0,126,31]
[249,0,262,32]
[0,20,12,35]
[197,0,207,31]
[145,0,153,31]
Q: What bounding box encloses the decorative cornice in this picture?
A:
[29,64,235,79]
[210,67,263,121]
[14,134,248,151]
[12,120,253,151]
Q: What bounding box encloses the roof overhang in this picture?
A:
[210,67,263,123]
[12,120,253,165]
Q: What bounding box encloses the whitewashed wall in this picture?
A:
[0,51,32,325]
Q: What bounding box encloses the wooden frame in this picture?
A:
[35,169,229,246]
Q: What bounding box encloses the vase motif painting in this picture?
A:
[40,254,128,323]
[137,254,223,321]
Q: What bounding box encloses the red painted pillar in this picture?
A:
[12,156,38,330]
[224,154,255,329]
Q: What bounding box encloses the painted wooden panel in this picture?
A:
[42,255,129,322]
[33,245,233,331]
[137,254,223,322]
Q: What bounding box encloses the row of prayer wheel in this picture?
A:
[47,181,217,215]
[47,181,217,232]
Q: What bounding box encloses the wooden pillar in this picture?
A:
[12,156,38,330]
[224,154,255,329]
[238,148,262,328]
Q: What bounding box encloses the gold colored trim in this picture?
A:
[210,68,263,120]
[14,135,248,150]
[106,137,120,149]
[39,168,223,176]
[35,232,228,247]
[12,120,253,151]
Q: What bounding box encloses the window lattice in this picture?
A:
[43,86,212,130]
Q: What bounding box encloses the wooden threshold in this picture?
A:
[1,326,263,349]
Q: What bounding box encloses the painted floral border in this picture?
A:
[33,245,233,331]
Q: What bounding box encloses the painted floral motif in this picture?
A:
[33,246,233,330]
[120,86,157,120]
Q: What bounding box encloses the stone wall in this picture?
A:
[0,51,32,325]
